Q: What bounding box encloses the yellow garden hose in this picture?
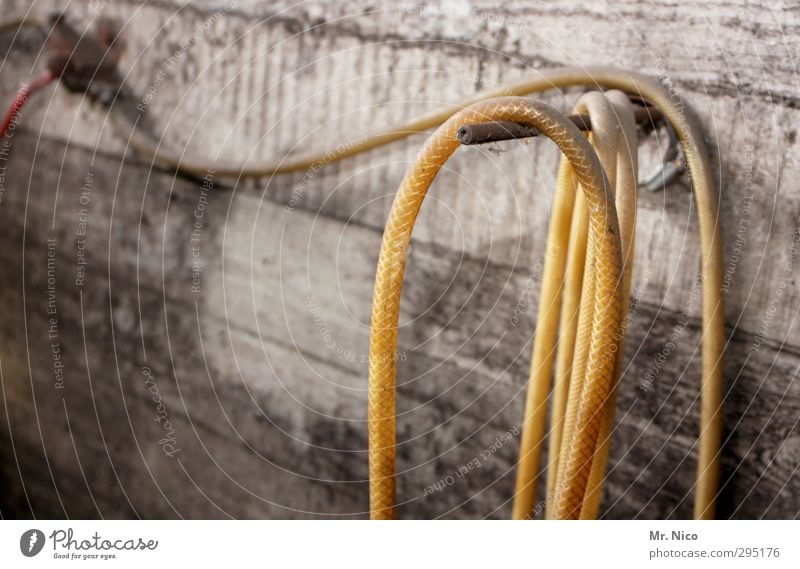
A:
[581,91,639,519]
[0,17,43,36]
[517,148,584,520]
[533,92,627,519]
[536,91,639,520]
[361,71,722,520]
[516,90,638,521]
[544,159,586,516]
[368,96,624,519]
[581,90,639,519]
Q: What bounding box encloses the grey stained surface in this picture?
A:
[0,0,798,518]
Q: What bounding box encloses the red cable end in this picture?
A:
[0,69,56,139]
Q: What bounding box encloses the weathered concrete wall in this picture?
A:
[0,0,798,519]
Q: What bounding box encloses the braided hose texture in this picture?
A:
[580,91,640,519]
[525,91,626,520]
[544,166,587,518]
[550,92,625,520]
[368,96,622,519]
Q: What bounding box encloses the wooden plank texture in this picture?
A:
[0,0,798,518]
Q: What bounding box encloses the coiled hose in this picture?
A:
[368,97,625,520]
[363,71,722,520]
[515,90,640,520]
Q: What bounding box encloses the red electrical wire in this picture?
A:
[0,69,56,139]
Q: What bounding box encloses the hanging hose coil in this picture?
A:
[368,96,625,519]
[513,90,640,520]
[365,69,723,521]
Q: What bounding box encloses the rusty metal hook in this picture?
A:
[639,117,685,192]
